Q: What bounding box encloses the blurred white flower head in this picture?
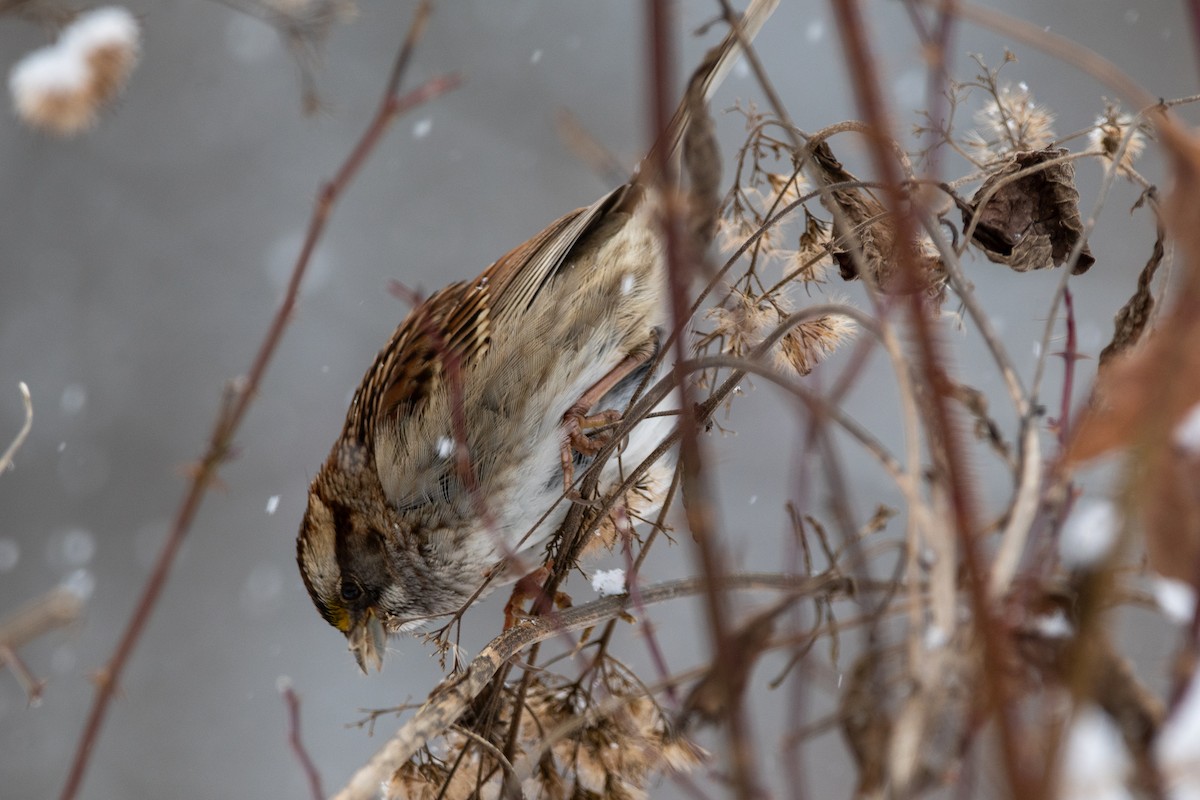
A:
[1089,104,1145,175]
[8,6,141,136]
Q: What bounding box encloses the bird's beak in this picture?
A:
[346,611,387,674]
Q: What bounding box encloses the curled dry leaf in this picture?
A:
[1098,215,1164,367]
[963,148,1095,274]
[1065,117,1200,585]
[811,141,945,294]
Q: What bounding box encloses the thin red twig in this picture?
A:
[828,1,1034,796]
[1188,0,1200,85]
[57,6,458,797]
[1054,286,1079,445]
[282,683,324,800]
[646,2,761,798]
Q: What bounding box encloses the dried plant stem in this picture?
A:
[0,587,83,651]
[282,684,325,800]
[0,381,32,474]
[915,213,1039,597]
[56,7,458,798]
[921,0,1155,109]
[331,572,849,800]
[644,2,768,798]
[0,587,83,702]
[830,2,1036,795]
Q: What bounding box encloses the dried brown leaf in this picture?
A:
[1066,121,1200,465]
[964,148,1095,274]
[1098,218,1164,367]
[1066,118,1200,585]
[1141,448,1200,584]
[812,141,944,293]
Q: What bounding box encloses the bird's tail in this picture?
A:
[639,0,780,181]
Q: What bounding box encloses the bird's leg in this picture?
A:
[502,561,572,629]
[559,348,654,494]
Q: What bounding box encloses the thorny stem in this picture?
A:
[829,2,1035,797]
[56,7,458,798]
[647,2,761,798]
[1055,287,1079,445]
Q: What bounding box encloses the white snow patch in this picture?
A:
[1157,668,1200,797]
[923,625,948,651]
[1059,706,1132,800]
[1175,403,1200,454]
[60,6,140,54]
[1031,609,1073,639]
[1154,576,1197,625]
[591,568,626,597]
[1059,500,1120,569]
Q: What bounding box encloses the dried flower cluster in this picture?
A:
[1089,102,1147,175]
[966,81,1056,161]
[225,0,359,112]
[389,670,704,800]
[8,6,140,136]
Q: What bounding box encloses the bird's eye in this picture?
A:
[340,582,363,603]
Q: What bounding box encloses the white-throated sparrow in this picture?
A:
[297,0,778,673]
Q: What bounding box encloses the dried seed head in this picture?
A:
[8,6,140,136]
[777,312,856,376]
[715,214,758,255]
[970,82,1056,162]
[706,287,775,357]
[1089,104,1145,175]
[765,170,807,208]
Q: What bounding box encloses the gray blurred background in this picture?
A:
[0,1,1194,797]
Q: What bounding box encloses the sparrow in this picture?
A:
[297,0,779,673]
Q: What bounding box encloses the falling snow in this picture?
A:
[46,526,95,570]
[0,539,19,572]
[60,383,86,415]
[62,568,95,600]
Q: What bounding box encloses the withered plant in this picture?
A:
[6,2,1200,799]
